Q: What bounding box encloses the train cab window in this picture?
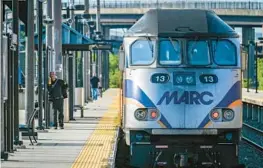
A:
[212,40,237,66]
[131,40,154,65]
[187,40,210,65]
[159,40,181,65]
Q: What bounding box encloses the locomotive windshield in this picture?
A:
[212,40,237,66]
[159,39,181,65]
[187,40,210,65]
[131,40,155,65]
[130,38,237,67]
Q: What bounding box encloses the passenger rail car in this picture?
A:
[118,9,243,168]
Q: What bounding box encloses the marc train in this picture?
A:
[118,9,243,168]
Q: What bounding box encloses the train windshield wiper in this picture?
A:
[212,37,219,55]
[145,37,154,56]
[168,37,178,54]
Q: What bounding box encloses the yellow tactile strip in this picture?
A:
[72,91,121,168]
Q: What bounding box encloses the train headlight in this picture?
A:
[223,109,234,121]
[212,111,219,119]
[148,109,159,120]
[209,109,222,121]
[134,109,147,120]
[134,108,160,121]
[150,111,157,119]
[211,110,220,120]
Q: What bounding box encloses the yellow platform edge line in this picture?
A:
[71,90,121,168]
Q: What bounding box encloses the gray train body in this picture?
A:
[118,9,243,168]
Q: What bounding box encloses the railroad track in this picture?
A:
[242,123,263,152]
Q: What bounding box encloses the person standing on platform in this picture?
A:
[48,72,68,129]
[90,73,100,101]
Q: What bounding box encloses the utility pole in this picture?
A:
[68,51,74,120]
[79,18,84,89]
[44,0,52,128]
[96,0,102,89]
[1,0,4,155]
[46,0,53,71]
[25,0,35,125]
[12,0,20,146]
[75,15,79,88]
[63,2,69,83]
[8,26,14,152]
[103,27,110,90]
[37,0,43,130]
[68,0,75,120]
[44,46,50,128]
[52,0,62,126]
[85,0,90,17]
[84,0,91,102]
[61,5,68,123]
[52,0,62,78]
[98,50,102,88]
[96,0,100,33]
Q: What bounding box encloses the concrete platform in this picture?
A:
[2,87,262,168]
[242,88,263,106]
[1,89,121,168]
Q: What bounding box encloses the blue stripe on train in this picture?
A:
[125,79,172,128]
[198,81,241,128]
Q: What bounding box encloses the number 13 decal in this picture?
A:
[204,76,214,82]
[151,73,170,83]
[200,74,218,83]
[156,75,166,82]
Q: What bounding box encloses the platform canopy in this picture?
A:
[19,23,122,52]
[20,23,93,46]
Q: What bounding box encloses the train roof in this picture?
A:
[125,9,239,38]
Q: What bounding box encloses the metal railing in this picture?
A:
[27,107,39,145]
[63,0,263,10]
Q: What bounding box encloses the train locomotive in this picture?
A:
[118,9,243,168]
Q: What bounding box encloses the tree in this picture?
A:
[258,58,263,90]
[109,54,120,88]
[242,58,263,90]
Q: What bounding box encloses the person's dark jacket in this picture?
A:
[90,76,100,88]
[47,79,68,101]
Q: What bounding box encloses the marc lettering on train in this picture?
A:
[157,91,214,105]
